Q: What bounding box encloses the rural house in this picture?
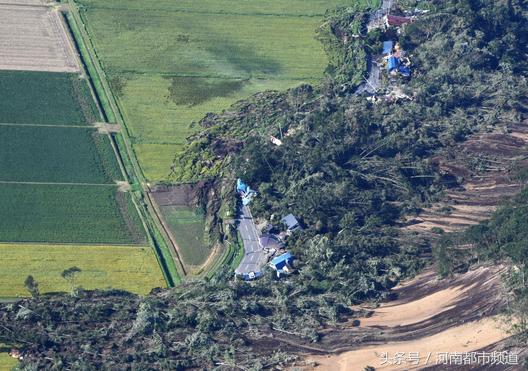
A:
[385,14,412,28]
[281,214,301,232]
[270,252,294,278]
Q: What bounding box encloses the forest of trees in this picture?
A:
[1,0,528,369]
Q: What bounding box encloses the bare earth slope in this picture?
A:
[311,266,509,370]
[302,123,528,370]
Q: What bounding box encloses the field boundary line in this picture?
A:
[0,180,117,187]
[0,2,48,9]
[0,242,150,249]
[106,69,323,81]
[0,122,92,128]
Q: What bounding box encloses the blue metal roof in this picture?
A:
[398,65,411,77]
[236,178,248,193]
[383,41,393,55]
[271,252,293,270]
[387,56,399,71]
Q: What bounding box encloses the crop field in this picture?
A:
[0,244,166,297]
[160,206,208,267]
[75,0,365,180]
[0,184,145,244]
[121,76,298,179]
[0,70,98,125]
[0,345,16,371]
[0,126,122,183]
[0,3,78,73]
[77,0,378,18]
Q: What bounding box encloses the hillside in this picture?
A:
[1,0,528,369]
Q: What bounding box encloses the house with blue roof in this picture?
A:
[270,252,294,278]
[236,178,257,205]
[387,56,399,72]
[236,179,249,194]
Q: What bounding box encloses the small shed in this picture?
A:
[281,214,301,232]
[382,41,393,55]
[270,252,294,278]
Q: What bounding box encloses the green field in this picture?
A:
[0,184,145,244]
[0,125,122,183]
[0,70,98,125]
[120,76,298,179]
[0,345,17,371]
[160,206,209,266]
[77,0,377,16]
[0,244,166,296]
[75,0,362,180]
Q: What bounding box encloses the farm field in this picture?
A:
[0,3,78,73]
[77,0,378,16]
[75,0,365,181]
[120,76,298,179]
[0,183,145,245]
[159,206,208,267]
[0,2,167,297]
[0,345,16,371]
[0,70,97,125]
[0,125,122,183]
[0,244,166,297]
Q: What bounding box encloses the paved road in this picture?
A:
[235,206,267,275]
[356,60,381,94]
[356,0,391,95]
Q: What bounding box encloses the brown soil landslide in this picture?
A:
[309,265,509,370]
[303,123,528,370]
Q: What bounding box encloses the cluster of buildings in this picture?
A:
[236,178,257,206]
[383,40,412,77]
[235,179,301,280]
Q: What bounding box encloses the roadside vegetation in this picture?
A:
[1,0,527,369]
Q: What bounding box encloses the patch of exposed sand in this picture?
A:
[313,316,509,371]
[360,285,471,327]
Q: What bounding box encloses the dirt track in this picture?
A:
[0,3,79,72]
